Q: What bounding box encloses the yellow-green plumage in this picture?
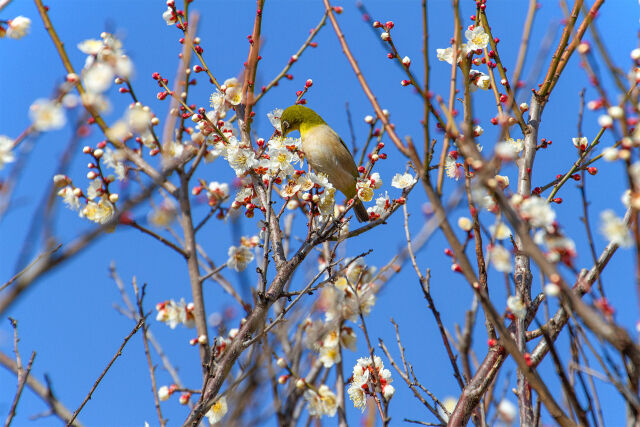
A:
[281,105,369,222]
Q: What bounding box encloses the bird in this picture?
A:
[280,105,369,222]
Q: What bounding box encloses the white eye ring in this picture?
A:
[282,120,290,130]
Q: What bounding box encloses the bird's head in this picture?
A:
[280,105,325,137]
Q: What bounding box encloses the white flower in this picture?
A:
[507,296,526,319]
[600,210,632,247]
[82,197,116,224]
[158,386,171,401]
[470,70,490,90]
[115,55,133,79]
[598,114,613,128]
[608,106,624,119]
[520,197,555,228]
[383,384,395,400]
[495,138,524,161]
[165,141,185,159]
[127,104,153,133]
[205,396,228,424]
[489,245,512,272]
[268,147,296,175]
[222,77,243,105]
[439,397,458,422]
[497,399,517,424]
[268,108,283,132]
[436,44,469,64]
[310,172,331,188]
[227,245,255,271]
[162,7,177,25]
[227,146,257,176]
[367,192,390,218]
[281,180,301,198]
[465,26,489,50]
[369,172,383,189]
[7,16,31,39]
[155,299,194,329]
[391,172,417,189]
[304,385,337,417]
[348,381,367,412]
[209,91,226,116]
[347,356,393,411]
[102,148,126,180]
[0,136,15,169]
[445,154,463,180]
[58,186,81,211]
[572,137,588,150]
[544,283,561,297]
[317,187,336,219]
[29,99,66,131]
[319,343,341,368]
[458,217,473,231]
[356,180,374,202]
[77,39,104,55]
[296,174,315,192]
[83,62,114,93]
[489,222,511,240]
[86,179,102,201]
[340,327,357,351]
[206,182,230,206]
[602,147,619,161]
[81,92,111,113]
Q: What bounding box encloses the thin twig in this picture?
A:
[67,319,143,426]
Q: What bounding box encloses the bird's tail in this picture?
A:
[353,199,370,223]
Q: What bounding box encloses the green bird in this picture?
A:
[280,105,369,222]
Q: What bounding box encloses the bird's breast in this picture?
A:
[301,124,358,198]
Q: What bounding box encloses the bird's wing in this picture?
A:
[338,137,360,178]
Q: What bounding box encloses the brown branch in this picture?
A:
[134,282,165,427]
[176,170,210,377]
[4,318,36,427]
[0,352,82,426]
[322,0,410,159]
[67,319,143,426]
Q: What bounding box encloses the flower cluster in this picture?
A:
[155,299,196,329]
[347,355,395,411]
[303,385,338,417]
[53,143,126,224]
[227,237,258,272]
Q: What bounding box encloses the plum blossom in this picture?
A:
[507,296,526,319]
[600,210,632,247]
[29,99,66,131]
[0,136,15,169]
[205,396,228,424]
[391,172,417,189]
[347,356,394,412]
[436,44,469,64]
[465,25,489,50]
[489,245,512,272]
[227,245,255,271]
[520,197,555,228]
[7,16,31,39]
[155,299,195,329]
[304,385,337,417]
[268,108,283,132]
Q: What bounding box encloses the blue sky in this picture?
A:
[1,1,639,426]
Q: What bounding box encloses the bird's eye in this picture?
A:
[282,120,289,130]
